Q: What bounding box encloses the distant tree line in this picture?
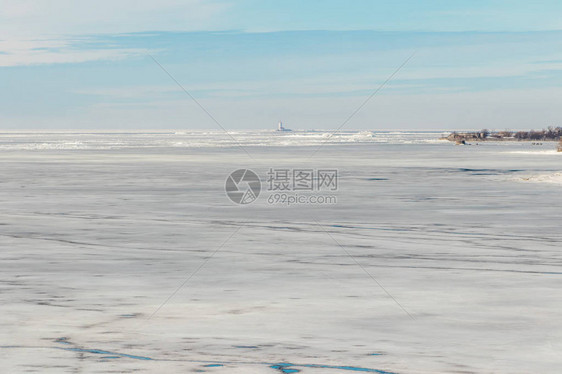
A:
[511,127,562,140]
[445,127,562,142]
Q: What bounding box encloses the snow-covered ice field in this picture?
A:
[1,131,561,373]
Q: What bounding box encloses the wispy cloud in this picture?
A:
[0,38,147,66]
[3,25,562,129]
[0,0,228,66]
[0,0,228,38]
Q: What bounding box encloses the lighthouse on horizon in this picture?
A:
[277,121,292,132]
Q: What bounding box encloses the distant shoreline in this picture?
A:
[441,127,562,144]
[441,137,559,143]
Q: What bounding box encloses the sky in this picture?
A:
[1,0,562,130]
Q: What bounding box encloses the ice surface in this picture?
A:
[0,130,449,150]
[519,172,562,185]
[0,131,561,373]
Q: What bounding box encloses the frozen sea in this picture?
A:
[0,130,561,374]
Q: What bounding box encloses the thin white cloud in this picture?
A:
[0,0,227,66]
[0,38,147,66]
[0,0,229,38]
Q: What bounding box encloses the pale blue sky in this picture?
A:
[1,0,562,129]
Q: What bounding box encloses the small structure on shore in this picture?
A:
[558,140,562,152]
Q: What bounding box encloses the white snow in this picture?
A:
[0,132,561,373]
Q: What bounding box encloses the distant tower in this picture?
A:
[276,120,291,131]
